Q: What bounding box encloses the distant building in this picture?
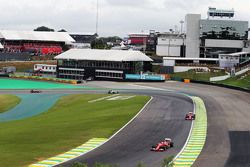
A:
[156,33,185,57]
[69,33,97,49]
[159,7,249,72]
[200,19,248,58]
[127,30,157,52]
[128,32,149,46]
[34,64,57,75]
[243,40,250,52]
[157,7,248,58]
[185,14,201,58]
[55,49,153,80]
[0,30,75,56]
[219,52,250,68]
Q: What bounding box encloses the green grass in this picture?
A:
[171,70,226,81]
[0,61,56,72]
[0,94,150,167]
[0,95,21,113]
[217,73,250,89]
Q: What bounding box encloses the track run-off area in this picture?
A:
[0,79,249,167]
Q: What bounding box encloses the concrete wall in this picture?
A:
[219,55,240,68]
[163,59,175,66]
[209,74,230,82]
[235,67,249,76]
[156,37,184,57]
[157,45,181,57]
[34,64,57,73]
[185,14,201,58]
[158,37,184,45]
[210,67,249,82]
[205,39,244,48]
[174,66,209,73]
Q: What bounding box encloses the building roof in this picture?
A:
[163,57,219,61]
[35,64,57,67]
[0,30,75,43]
[55,49,153,62]
[128,32,149,37]
[70,32,96,36]
[220,52,250,56]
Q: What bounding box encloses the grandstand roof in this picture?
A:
[55,49,153,62]
[0,30,75,43]
[163,57,219,61]
[219,52,250,57]
[69,32,96,36]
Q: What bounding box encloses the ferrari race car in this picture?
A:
[108,90,119,94]
[185,112,195,120]
[151,138,174,151]
[30,89,42,93]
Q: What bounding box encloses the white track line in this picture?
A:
[88,94,118,103]
[128,84,173,91]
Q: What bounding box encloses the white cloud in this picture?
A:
[0,0,249,37]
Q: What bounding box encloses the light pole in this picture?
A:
[180,20,184,34]
[96,0,99,36]
[168,29,173,56]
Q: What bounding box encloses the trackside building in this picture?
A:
[54,49,153,80]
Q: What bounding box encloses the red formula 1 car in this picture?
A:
[185,112,195,120]
[151,138,174,151]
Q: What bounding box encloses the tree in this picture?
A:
[34,26,55,32]
[91,38,110,49]
[58,29,67,32]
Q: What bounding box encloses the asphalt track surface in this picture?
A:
[1,81,250,167]
[0,94,62,122]
[59,94,193,167]
[132,82,250,167]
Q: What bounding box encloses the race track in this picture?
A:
[0,94,63,122]
[133,82,250,167]
[0,80,249,167]
[58,94,193,167]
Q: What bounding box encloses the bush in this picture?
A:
[162,155,174,167]
[93,162,119,167]
[70,162,88,167]
[137,162,147,167]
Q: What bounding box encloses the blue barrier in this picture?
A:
[125,74,165,81]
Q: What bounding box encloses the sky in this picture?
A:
[0,0,249,37]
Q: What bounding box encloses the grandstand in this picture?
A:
[0,30,75,56]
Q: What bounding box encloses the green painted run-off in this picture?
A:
[0,78,95,90]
